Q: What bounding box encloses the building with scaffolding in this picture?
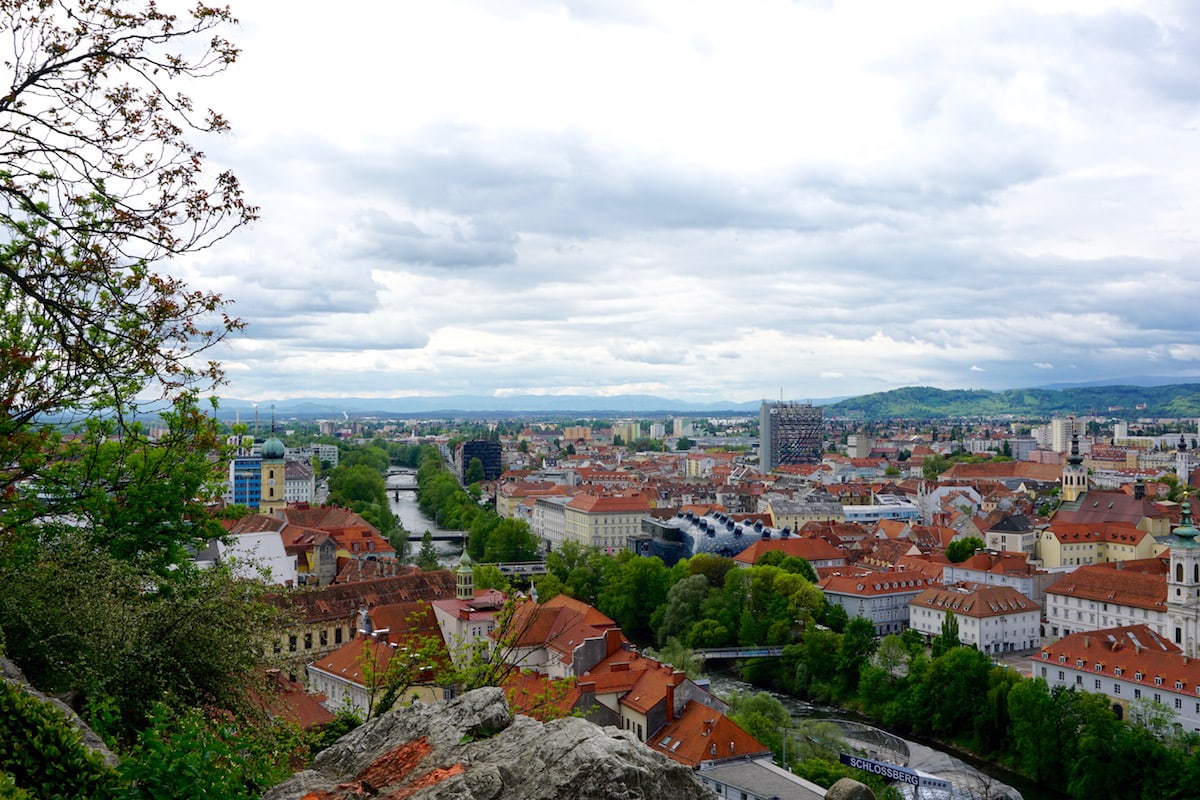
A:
[759,401,823,471]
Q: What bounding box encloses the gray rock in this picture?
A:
[265,687,711,800]
[825,777,876,800]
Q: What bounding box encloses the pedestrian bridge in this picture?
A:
[479,561,548,576]
[691,646,785,662]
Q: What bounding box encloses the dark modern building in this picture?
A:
[458,439,503,482]
[759,401,823,471]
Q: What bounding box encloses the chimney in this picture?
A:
[612,662,630,673]
[605,628,623,657]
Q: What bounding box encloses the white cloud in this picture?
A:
[170,0,1200,403]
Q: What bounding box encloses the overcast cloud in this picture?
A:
[177,0,1200,404]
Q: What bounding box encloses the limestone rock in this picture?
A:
[265,686,711,800]
[826,776,877,800]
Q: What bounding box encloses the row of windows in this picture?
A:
[282,626,347,653]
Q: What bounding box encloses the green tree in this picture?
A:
[464,457,485,485]
[598,555,671,643]
[922,453,951,480]
[653,573,711,646]
[416,532,440,571]
[945,536,985,563]
[932,610,961,658]
[0,0,254,510]
[675,436,695,450]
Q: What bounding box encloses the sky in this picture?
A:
[176,0,1200,405]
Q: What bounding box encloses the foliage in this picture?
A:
[931,611,961,658]
[118,702,298,800]
[823,384,1200,420]
[0,0,254,505]
[0,679,120,799]
[415,532,440,571]
[945,536,985,564]
[11,395,228,574]
[473,564,511,592]
[464,457,485,485]
[0,533,282,743]
[644,638,703,680]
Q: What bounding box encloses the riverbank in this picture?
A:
[705,674,1060,800]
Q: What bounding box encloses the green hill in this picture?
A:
[823,384,1200,420]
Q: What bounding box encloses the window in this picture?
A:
[304,633,313,650]
[1155,677,1164,686]
[1058,670,1065,681]
[1135,689,1142,699]
[335,628,343,645]
[1094,679,1101,690]
[1114,684,1121,695]
[319,630,328,647]
[1075,675,1082,685]
[288,635,297,652]
[1176,698,1183,710]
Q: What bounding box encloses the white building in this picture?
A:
[909,583,1041,654]
[532,495,570,551]
[817,571,939,636]
[1043,561,1167,641]
[1037,625,1200,734]
[211,529,298,586]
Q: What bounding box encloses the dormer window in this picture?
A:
[1155,676,1164,686]
[1135,672,1143,681]
[1076,658,1085,667]
[1115,668,1124,677]
[1095,664,1103,673]
[1059,655,1067,664]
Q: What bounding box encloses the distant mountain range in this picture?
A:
[214,394,771,419]
[212,381,1200,421]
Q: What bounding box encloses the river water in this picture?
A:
[705,674,1061,800]
[385,469,464,567]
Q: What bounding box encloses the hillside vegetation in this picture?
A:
[823,384,1200,420]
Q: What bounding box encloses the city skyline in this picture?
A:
[177,1,1200,404]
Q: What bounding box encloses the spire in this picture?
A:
[1068,418,1083,466]
[1175,495,1199,546]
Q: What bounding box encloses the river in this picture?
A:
[705,674,1062,800]
[385,468,464,567]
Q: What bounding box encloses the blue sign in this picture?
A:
[839,753,920,786]
[838,754,953,791]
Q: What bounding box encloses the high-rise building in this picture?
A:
[459,439,503,482]
[759,401,823,471]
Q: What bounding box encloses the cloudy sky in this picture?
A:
[178,0,1200,404]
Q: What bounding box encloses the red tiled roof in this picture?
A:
[502,671,581,722]
[820,570,937,597]
[732,538,845,565]
[648,700,770,768]
[251,669,336,730]
[269,570,455,624]
[1038,625,1200,693]
[566,494,652,513]
[909,583,1039,618]
[1045,560,1167,610]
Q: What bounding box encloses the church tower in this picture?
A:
[1061,421,1087,503]
[1167,498,1200,657]
[259,435,287,514]
[455,552,475,601]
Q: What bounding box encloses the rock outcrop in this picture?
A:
[265,687,712,800]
